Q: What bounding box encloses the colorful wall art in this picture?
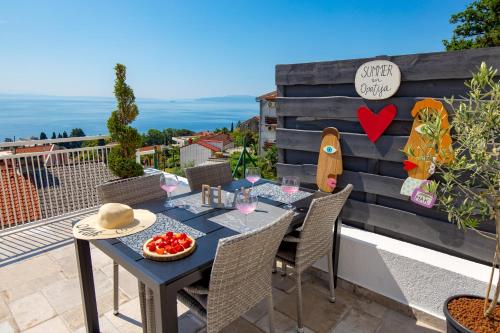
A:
[400,98,453,196]
[316,127,343,193]
[357,104,397,143]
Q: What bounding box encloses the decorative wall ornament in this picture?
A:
[354,60,401,100]
[403,160,418,171]
[400,98,454,197]
[317,127,343,193]
[400,177,426,196]
[410,181,437,208]
[357,104,397,143]
[403,99,453,180]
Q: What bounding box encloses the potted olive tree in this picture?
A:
[97,64,166,205]
[416,63,499,333]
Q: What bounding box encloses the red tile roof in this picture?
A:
[196,140,221,152]
[256,91,277,101]
[15,145,54,154]
[0,165,41,226]
[137,145,162,153]
[201,133,233,146]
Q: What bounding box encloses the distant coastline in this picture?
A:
[0,94,258,140]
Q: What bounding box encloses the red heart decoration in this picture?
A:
[357,104,397,142]
[403,160,418,171]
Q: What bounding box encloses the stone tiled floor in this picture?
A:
[0,243,445,333]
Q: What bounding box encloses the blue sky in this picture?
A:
[0,0,470,99]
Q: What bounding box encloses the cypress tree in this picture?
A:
[107,64,143,178]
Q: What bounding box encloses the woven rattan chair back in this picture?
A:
[185,162,233,191]
[96,172,167,205]
[205,211,294,333]
[295,185,353,272]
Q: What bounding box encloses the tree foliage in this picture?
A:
[443,0,500,50]
[107,64,143,178]
[416,63,499,317]
[39,132,47,140]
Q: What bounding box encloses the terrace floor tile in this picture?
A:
[8,292,56,330]
[275,283,350,333]
[331,308,381,333]
[23,317,70,333]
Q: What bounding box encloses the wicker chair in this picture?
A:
[145,211,294,333]
[96,172,167,328]
[275,184,353,333]
[184,162,233,191]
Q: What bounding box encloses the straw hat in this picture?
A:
[73,203,156,240]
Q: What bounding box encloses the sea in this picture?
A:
[0,94,259,140]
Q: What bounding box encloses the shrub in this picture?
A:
[417,62,499,318]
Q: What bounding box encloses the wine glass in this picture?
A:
[235,191,258,225]
[281,176,300,210]
[245,167,261,188]
[160,174,179,207]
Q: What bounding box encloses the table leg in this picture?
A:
[153,284,178,333]
[74,239,100,333]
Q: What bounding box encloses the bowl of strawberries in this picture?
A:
[143,231,196,261]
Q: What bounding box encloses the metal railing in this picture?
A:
[0,136,116,230]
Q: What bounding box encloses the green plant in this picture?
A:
[258,145,278,180]
[107,64,144,178]
[416,62,499,318]
[443,0,500,50]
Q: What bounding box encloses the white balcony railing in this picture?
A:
[0,136,115,230]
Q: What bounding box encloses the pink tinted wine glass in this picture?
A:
[160,174,179,208]
[245,167,261,188]
[281,176,300,210]
[235,191,258,225]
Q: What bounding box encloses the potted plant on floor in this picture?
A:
[415,62,499,333]
[97,64,166,204]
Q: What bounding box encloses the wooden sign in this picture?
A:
[355,60,401,100]
[411,187,437,208]
[316,128,343,193]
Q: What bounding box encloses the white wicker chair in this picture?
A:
[185,162,233,191]
[146,211,294,333]
[96,172,167,330]
[275,185,353,333]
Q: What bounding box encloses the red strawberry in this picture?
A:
[166,231,174,238]
[148,244,156,252]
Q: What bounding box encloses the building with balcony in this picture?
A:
[256,91,277,155]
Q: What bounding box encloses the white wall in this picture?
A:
[314,226,497,319]
[180,144,212,167]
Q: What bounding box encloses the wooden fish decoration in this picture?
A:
[317,127,343,193]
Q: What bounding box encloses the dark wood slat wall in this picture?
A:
[275,47,500,265]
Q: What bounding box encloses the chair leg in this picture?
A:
[113,261,119,315]
[281,262,287,276]
[267,294,275,333]
[138,282,148,333]
[296,272,304,333]
[328,250,336,303]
